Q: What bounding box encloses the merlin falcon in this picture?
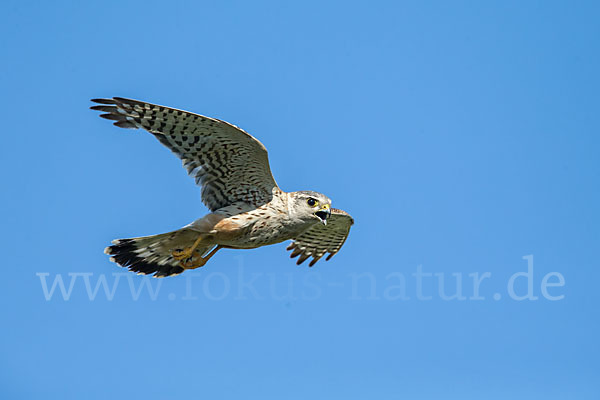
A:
[92,97,354,277]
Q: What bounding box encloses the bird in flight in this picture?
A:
[91,97,354,277]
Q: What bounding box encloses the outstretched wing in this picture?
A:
[91,97,278,211]
[287,208,354,266]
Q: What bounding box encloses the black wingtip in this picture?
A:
[99,113,122,121]
[114,120,137,129]
[296,254,310,265]
[91,98,116,105]
[90,105,117,112]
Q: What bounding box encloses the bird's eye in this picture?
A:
[307,198,318,207]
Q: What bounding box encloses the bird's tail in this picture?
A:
[104,228,214,278]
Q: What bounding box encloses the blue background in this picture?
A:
[1,1,598,398]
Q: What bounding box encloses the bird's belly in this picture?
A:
[218,221,299,249]
[220,230,290,248]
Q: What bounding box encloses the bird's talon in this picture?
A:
[172,248,192,260]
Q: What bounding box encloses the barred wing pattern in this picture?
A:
[287,209,354,266]
[91,97,278,211]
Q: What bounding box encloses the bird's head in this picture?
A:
[291,191,332,225]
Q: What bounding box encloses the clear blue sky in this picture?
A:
[1,1,598,398]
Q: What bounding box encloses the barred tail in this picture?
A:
[104,228,212,278]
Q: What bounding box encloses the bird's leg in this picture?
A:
[172,235,205,261]
[184,245,223,270]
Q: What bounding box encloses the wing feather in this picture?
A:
[91,97,278,211]
[286,208,354,267]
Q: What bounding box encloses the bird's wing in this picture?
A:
[91,97,278,211]
[287,208,354,266]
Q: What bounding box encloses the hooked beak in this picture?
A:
[315,204,331,225]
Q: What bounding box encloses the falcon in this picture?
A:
[91,97,354,277]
